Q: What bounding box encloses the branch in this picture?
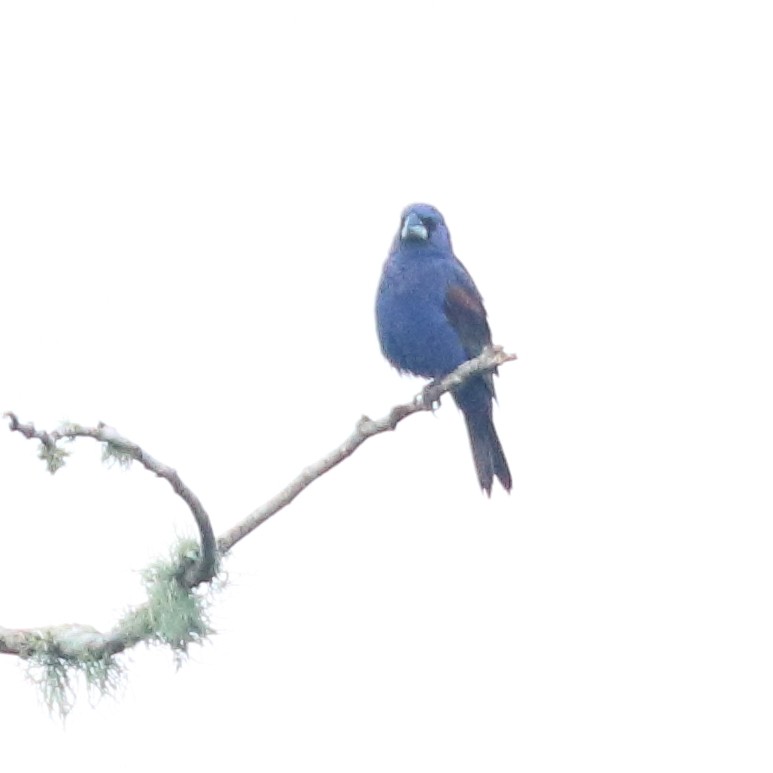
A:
[1,346,516,686]
[218,345,516,551]
[3,416,217,586]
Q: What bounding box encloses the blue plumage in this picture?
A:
[376,203,511,494]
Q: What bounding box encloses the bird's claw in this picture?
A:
[418,381,443,412]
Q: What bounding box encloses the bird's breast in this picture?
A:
[376,258,468,378]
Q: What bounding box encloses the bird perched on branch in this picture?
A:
[376,203,511,494]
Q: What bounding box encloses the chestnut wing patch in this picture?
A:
[443,283,493,359]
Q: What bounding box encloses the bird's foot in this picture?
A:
[418,380,443,412]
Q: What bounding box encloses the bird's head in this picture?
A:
[397,203,453,252]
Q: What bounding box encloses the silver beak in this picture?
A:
[401,212,429,241]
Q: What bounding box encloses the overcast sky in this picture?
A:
[2,2,772,770]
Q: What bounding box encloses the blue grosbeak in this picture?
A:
[376,203,511,494]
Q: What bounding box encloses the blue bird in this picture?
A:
[376,203,511,494]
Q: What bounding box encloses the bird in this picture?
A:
[375,203,511,494]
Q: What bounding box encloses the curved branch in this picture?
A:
[3,415,218,585]
[1,346,516,661]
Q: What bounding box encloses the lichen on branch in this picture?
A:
[2,346,516,716]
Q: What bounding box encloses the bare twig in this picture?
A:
[218,346,516,551]
[1,346,516,662]
[3,415,218,586]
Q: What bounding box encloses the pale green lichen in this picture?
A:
[101,440,134,469]
[120,538,218,665]
[38,442,69,474]
[26,538,221,718]
[25,640,124,720]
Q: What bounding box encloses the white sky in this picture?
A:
[1,1,772,770]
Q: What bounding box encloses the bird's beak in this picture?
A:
[401,212,429,241]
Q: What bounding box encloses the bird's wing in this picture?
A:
[443,268,497,397]
[443,281,492,359]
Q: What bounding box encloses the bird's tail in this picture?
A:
[462,405,512,496]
